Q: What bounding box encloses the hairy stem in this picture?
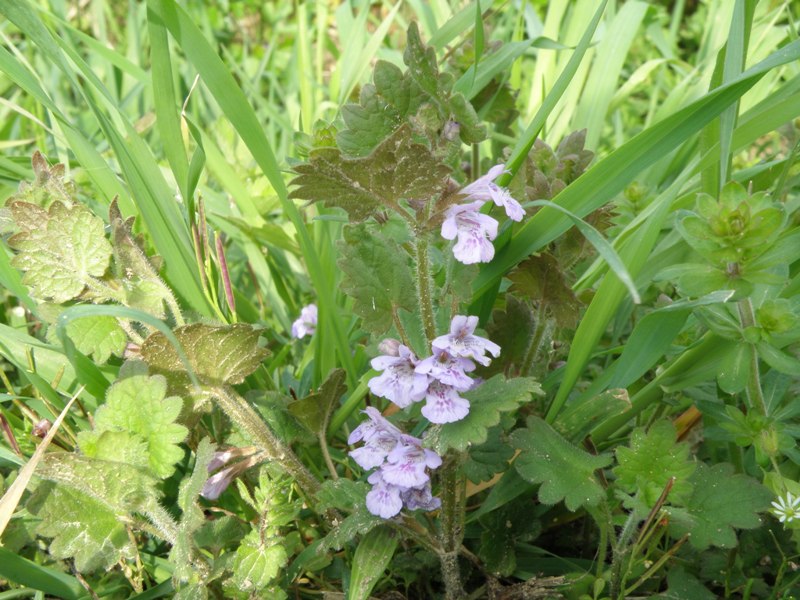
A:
[414,234,436,345]
[439,452,467,599]
[209,385,321,497]
[737,298,767,415]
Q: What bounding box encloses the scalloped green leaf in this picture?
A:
[463,426,515,484]
[233,530,288,591]
[140,323,269,389]
[289,125,450,221]
[27,482,135,573]
[613,420,696,512]
[430,376,542,454]
[511,416,612,511]
[668,463,772,550]
[65,315,127,363]
[7,200,112,303]
[336,223,416,335]
[77,374,187,478]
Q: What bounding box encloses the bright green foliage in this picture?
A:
[429,376,542,453]
[463,426,515,484]
[614,421,696,512]
[7,200,113,303]
[511,416,612,511]
[288,368,346,434]
[27,453,159,572]
[27,483,135,573]
[672,182,787,297]
[78,374,187,478]
[720,406,794,466]
[317,510,385,553]
[170,438,214,585]
[231,467,300,594]
[336,223,416,335]
[668,463,772,550]
[65,315,127,363]
[141,323,269,388]
[109,199,173,318]
[289,125,451,222]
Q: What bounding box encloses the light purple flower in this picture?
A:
[207,449,235,473]
[441,201,498,265]
[368,345,430,409]
[432,315,501,366]
[415,347,476,391]
[201,465,237,500]
[365,471,404,519]
[461,164,525,222]
[401,482,442,512]
[291,303,318,339]
[422,381,470,424]
[381,436,442,488]
[347,407,404,468]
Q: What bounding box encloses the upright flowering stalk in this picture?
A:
[348,407,442,518]
[441,164,524,265]
[291,303,317,339]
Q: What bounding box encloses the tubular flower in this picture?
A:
[460,163,525,222]
[441,201,498,265]
[432,315,501,366]
[291,303,318,339]
[348,409,441,519]
[415,347,476,391]
[368,345,430,409]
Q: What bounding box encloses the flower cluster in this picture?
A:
[368,315,500,424]
[348,407,442,518]
[441,164,524,265]
[771,491,800,525]
[291,303,317,339]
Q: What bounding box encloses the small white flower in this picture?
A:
[771,491,800,524]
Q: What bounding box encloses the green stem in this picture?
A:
[610,511,639,599]
[210,385,320,496]
[414,234,436,345]
[439,452,467,599]
[737,298,768,415]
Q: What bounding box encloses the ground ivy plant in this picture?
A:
[1,20,799,600]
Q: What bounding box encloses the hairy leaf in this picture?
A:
[65,315,127,363]
[78,374,187,478]
[316,479,371,513]
[7,200,112,303]
[7,151,75,209]
[337,223,416,335]
[317,509,384,553]
[289,125,450,221]
[430,376,542,453]
[288,368,346,434]
[614,421,696,512]
[109,199,173,318]
[233,529,287,591]
[484,297,536,377]
[511,416,612,511]
[668,463,772,550]
[27,482,135,573]
[508,254,581,329]
[141,323,269,389]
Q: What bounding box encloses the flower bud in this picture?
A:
[378,338,401,357]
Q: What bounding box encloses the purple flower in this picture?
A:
[401,482,442,512]
[207,449,235,473]
[381,435,442,488]
[201,464,237,500]
[461,164,525,222]
[349,410,442,519]
[291,303,317,339]
[415,347,476,391]
[432,315,501,366]
[441,201,498,265]
[365,470,404,519]
[422,381,470,424]
[368,345,430,409]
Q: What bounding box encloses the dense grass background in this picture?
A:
[1,0,800,597]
